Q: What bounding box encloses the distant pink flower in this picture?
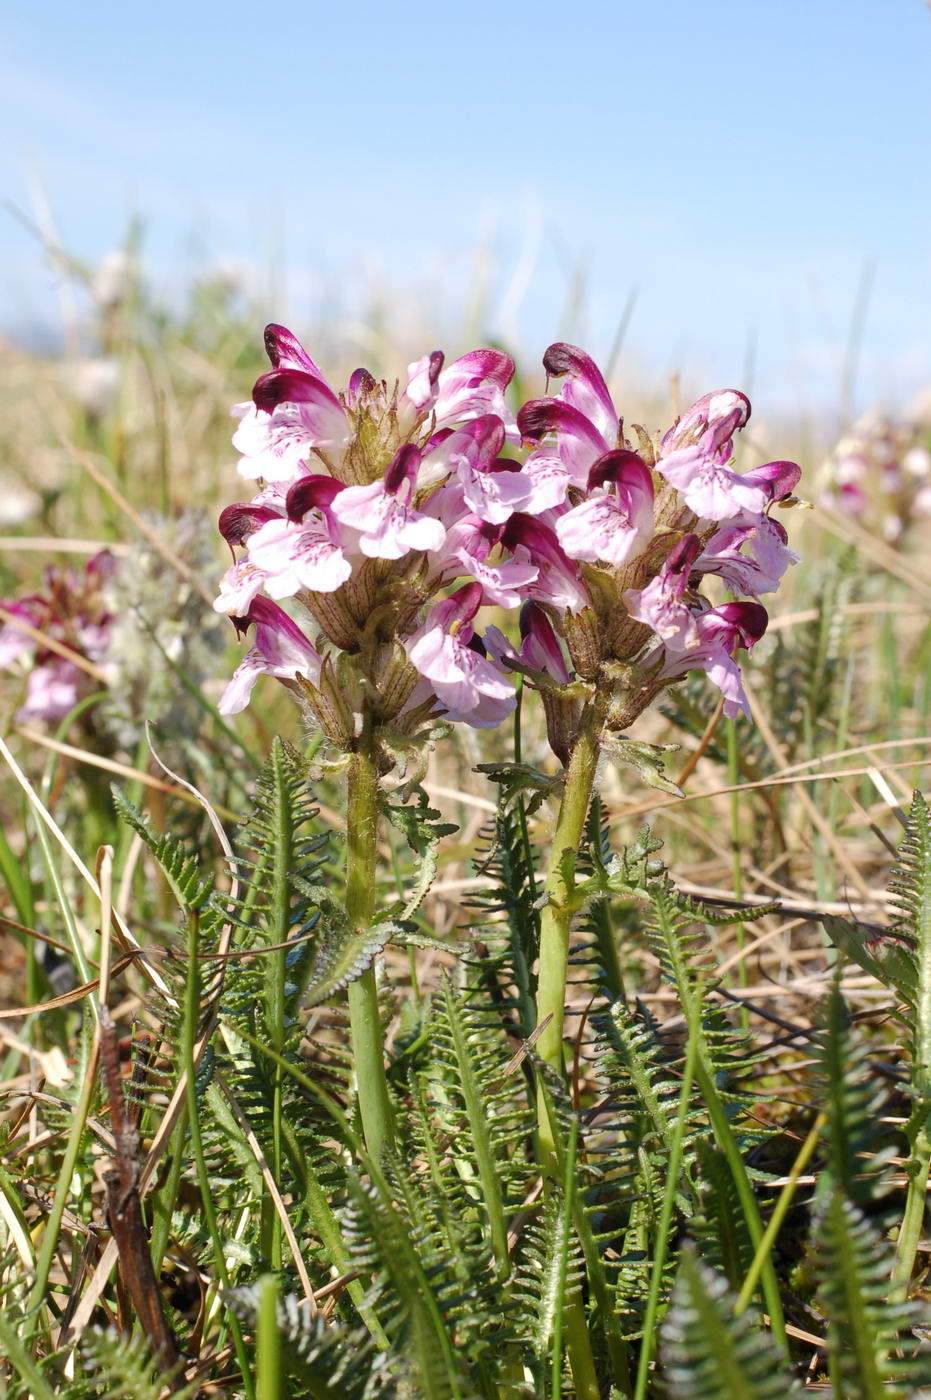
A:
[555,450,654,566]
[0,552,117,726]
[219,598,322,715]
[0,601,40,669]
[18,661,82,725]
[331,444,447,559]
[405,582,516,728]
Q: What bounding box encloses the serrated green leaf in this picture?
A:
[603,736,684,797]
[474,761,563,819]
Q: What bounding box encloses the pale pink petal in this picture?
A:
[247,517,352,596]
[522,453,574,513]
[624,579,698,651]
[432,350,516,435]
[404,584,516,729]
[332,481,446,559]
[555,489,652,567]
[218,651,273,715]
[657,446,768,521]
[695,519,799,596]
[502,515,590,614]
[705,648,751,719]
[232,403,317,483]
[461,465,533,525]
[662,389,751,463]
[458,552,538,609]
[403,349,516,437]
[213,560,268,616]
[233,370,349,484]
[517,603,572,682]
[219,599,321,714]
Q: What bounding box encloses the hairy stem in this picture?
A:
[264,742,293,1271]
[345,716,395,1158]
[536,702,603,1163]
[534,704,605,1399]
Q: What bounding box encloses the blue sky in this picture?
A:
[2,0,930,422]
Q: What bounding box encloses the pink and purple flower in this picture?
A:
[405,583,516,728]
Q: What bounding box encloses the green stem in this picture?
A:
[726,718,749,1031]
[26,1024,99,1329]
[634,1014,700,1400]
[551,1114,596,1400]
[537,1083,607,1400]
[536,703,603,1071]
[536,702,603,1165]
[149,1108,188,1278]
[264,742,294,1272]
[256,1273,283,1400]
[345,716,395,1159]
[533,704,605,1400]
[513,681,542,1036]
[893,1123,931,1295]
[183,916,254,1398]
[735,1111,825,1314]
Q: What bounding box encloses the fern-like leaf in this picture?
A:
[812,1188,929,1399]
[813,975,896,1206]
[110,785,214,917]
[80,1327,195,1400]
[661,1248,800,1398]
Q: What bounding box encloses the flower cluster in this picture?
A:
[214,324,529,735]
[216,330,801,756]
[0,514,226,745]
[0,552,115,725]
[820,410,931,543]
